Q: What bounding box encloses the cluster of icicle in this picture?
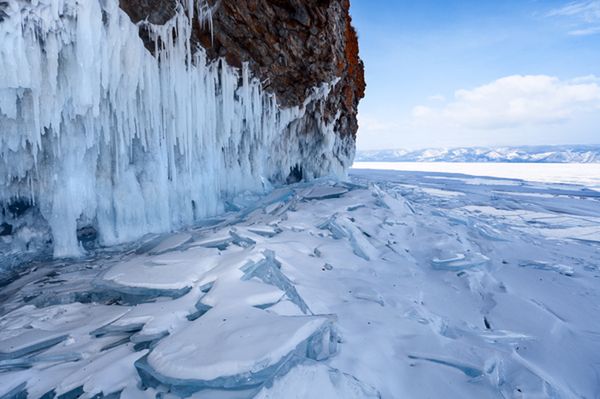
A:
[0,0,352,257]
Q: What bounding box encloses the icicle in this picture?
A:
[0,0,349,258]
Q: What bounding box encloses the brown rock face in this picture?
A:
[120,0,364,138]
[119,0,176,24]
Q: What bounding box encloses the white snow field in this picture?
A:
[1,168,600,398]
[354,162,600,190]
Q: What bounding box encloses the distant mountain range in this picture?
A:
[355,145,600,163]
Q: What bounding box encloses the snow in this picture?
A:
[145,306,332,382]
[0,0,350,260]
[354,161,600,189]
[100,246,219,291]
[254,363,381,399]
[1,168,600,398]
[356,145,600,163]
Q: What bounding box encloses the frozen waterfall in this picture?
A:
[0,0,352,259]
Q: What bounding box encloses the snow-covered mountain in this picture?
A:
[356,145,600,163]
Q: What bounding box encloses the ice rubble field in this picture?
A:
[1,168,600,398]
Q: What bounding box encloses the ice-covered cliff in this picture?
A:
[0,0,364,260]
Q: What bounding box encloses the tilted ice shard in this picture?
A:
[0,0,352,258]
[241,250,311,314]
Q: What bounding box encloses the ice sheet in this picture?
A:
[2,169,600,398]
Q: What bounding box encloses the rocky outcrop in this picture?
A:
[120,0,365,140]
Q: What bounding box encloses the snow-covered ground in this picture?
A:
[354,162,600,190]
[1,168,600,398]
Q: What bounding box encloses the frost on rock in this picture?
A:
[0,0,352,261]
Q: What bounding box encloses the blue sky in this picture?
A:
[350,0,600,150]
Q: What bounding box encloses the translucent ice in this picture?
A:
[0,0,350,259]
[137,306,336,396]
[241,250,311,314]
[301,185,349,201]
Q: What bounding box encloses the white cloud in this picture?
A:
[568,25,600,35]
[548,1,600,21]
[428,94,446,102]
[548,1,600,35]
[412,75,600,130]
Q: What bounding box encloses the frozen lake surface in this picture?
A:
[1,169,600,398]
[353,162,600,190]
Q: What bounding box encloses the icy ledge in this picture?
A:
[0,0,353,259]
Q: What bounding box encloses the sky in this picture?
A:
[350,0,600,150]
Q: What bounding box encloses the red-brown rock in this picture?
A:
[120,0,364,138]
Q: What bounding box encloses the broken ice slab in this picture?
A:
[0,352,82,372]
[46,345,145,399]
[351,286,385,306]
[335,217,379,261]
[246,226,283,238]
[0,331,68,360]
[96,249,219,301]
[241,250,311,314]
[234,188,296,220]
[229,230,256,248]
[92,279,191,304]
[131,331,170,351]
[483,355,568,398]
[431,253,489,271]
[100,285,204,342]
[191,234,233,250]
[224,200,242,212]
[200,278,284,310]
[300,185,349,201]
[89,321,146,351]
[90,323,145,338]
[370,183,415,215]
[518,261,574,276]
[190,229,257,250]
[148,233,193,255]
[264,201,286,215]
[0,303,129,340]
[186,302,212,322]
[254,363,381,399]
[317,216,378,261]
[266,299,307,316]
[100,254,209,291]
[317,216,348,240]
[136,306,337,396]
[0,382,26,399]
[347,204,367,212]
[407,354,483,378]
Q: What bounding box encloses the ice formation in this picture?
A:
[1,171,599,397]
[0,0,352,259]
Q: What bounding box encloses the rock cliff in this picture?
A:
[121,0,365,141]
